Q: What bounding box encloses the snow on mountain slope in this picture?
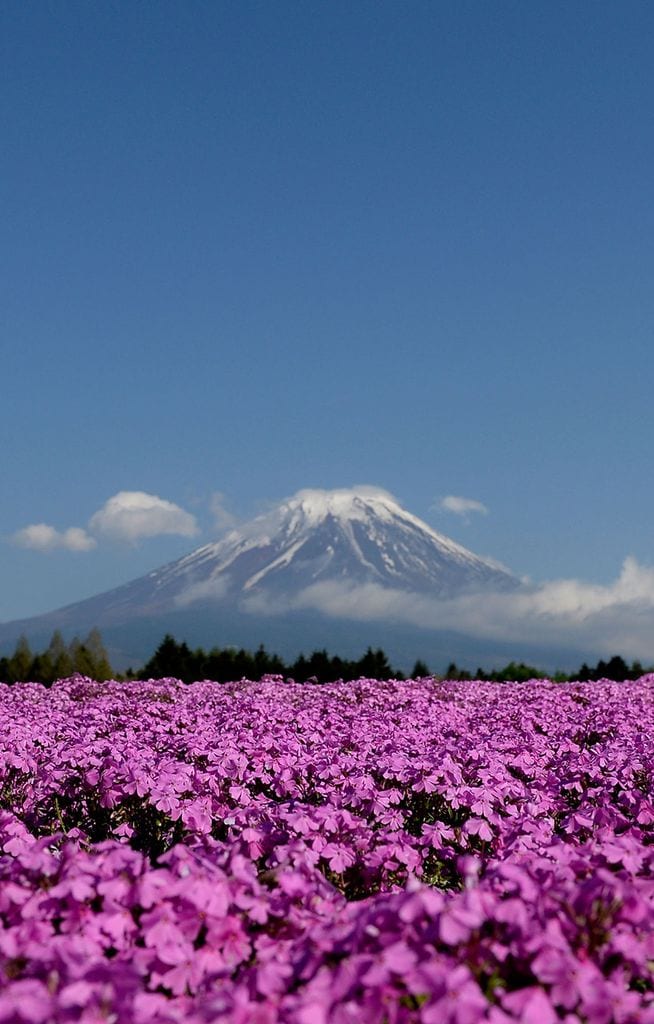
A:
[144,486,517,608]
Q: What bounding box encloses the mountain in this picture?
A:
[142,487,517,608]
[0,487,554,671]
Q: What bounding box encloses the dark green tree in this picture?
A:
[142,635,197,682]
[410,659,430,678]
[491,661,541,682]
[356,647,393,679]
[9,635,33,682]
[603,655,630,681]
[29,649,54,685]
[85,628,113,680]
[68,637,96,677]
[47,630,74,680]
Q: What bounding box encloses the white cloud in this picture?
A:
[12,523,96,552]
[89,490,198,543]
[12,524,60,551]
[10,489,199,554]
[278,556,654,663]
[438,495,488,517]
[62,527,98,551]
[175,575,231,608]
[209,492,238,534]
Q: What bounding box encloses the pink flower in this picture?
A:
[502,987,558,1023]
[321,843,356,874]
[439,890,486,945]
[421,965,488,1024]
[463,817,493,842]
[0,979,54,1023]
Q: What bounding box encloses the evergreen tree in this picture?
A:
[29,650,54,686]
[85,628,113,680]
[356,647,392,679]
[9,636,33,682]
[304,649,332,683]
[411,659,430,678]
[491,661,541,682]
[47,630,74,680]
[142,635,197,682]
[604,655,629,682]
[69,637,97,677]
[291,653,308,682]
[253,643,284,677]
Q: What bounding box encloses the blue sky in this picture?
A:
[3,2,654,638]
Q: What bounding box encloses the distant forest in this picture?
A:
[0,630,650,686]
[0,629,113,686]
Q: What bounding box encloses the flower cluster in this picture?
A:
[1,674,653,1021]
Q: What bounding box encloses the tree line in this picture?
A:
[139,634,400,684]
[440,655,649,683]
[0,630,650,685]
[0,629,112,685]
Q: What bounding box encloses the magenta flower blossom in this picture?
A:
[420,966,488,1024]
[2,674,654,1021]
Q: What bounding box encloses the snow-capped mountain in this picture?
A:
[0,487,520,665]
[145,487,516,608]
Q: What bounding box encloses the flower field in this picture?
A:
[1,675,654,1023]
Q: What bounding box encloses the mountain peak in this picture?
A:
[285,485,399,521]
[164,486,516,605]
[267,487,497,561]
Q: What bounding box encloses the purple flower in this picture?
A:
[439,890,486,945]
[321,843,356,874]
[420,966,488,1024]
[0,979,54,1023]
[501,986,558,1023]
